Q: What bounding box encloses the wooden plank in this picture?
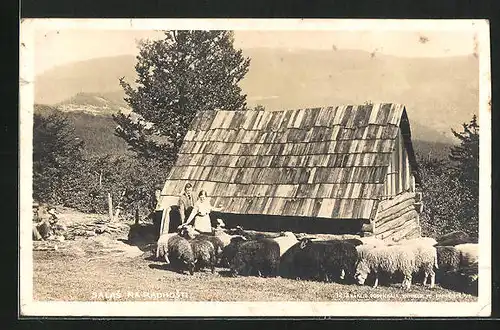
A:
[368,103,381,124]
[317,198,335,218]
[384,219,419,242]
[376,204,417,226]
[376,214,417,240]
[377,191,416,213]
[375,209,418,234]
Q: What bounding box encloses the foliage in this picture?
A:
[417,115,479,239]
[113,30,251,166]
[33,106,166,217]
[33,110,85,204]
[449,115,479,197]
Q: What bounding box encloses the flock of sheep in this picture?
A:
[155,223,478,294]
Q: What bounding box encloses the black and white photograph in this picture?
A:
[19,19,491,317]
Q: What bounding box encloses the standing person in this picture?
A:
[184,190,222,234]
[178,183,195,224]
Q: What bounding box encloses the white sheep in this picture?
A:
[355,244,416,289]
[390,237,438,247]
[356,242,438,289]
[455,243,478,267]
[156,232,179,263]
[359,236,387,247]
[271,231,299,257]
[411,244,438,288]
[213,227,243,248]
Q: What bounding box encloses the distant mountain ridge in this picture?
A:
[35,48,479,144]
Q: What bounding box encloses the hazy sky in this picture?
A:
[34,29,476,75]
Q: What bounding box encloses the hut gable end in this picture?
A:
[160,103,420,221]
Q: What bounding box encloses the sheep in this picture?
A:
[455,243,479,268]
[411,243,438,288]
[386,237,439,287]
[166,235,196,275]
[280,238,358,283]
[156,232,179,263]
[271,231,299,257]
[178,225,218,273]
[220,235,247,268]
[359,236,387,247]
[436,231,472,246]
[231,226,281,240]
[390,237,438,247]
[342,238,364,247]
[436,246,462,273]
[230,238,280,277]
[190,239,217,273]
[213,226,242,248]
[355,244,416,289]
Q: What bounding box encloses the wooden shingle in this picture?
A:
[159,103,419,220]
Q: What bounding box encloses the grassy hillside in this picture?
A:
[34,105,131,157]
[35,49,478,144]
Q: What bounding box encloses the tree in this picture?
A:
[33,108,85,204]
[449,115,479,196]
[113,30,251,166]
[417,115,480,239]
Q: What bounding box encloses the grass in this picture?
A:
[33,237,477,302]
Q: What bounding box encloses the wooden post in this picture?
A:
[114,190,127,220]
[159,207,170,236]
[108,193,113,222]
[135,208,139,225]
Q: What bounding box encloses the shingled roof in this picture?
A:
[160,103,419,221]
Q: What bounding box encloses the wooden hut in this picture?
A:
[156,103,423,241]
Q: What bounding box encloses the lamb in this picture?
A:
[355,244,417,289]
[271,231,299,257]
[156,232,179,263]
[166,235,196,275]
[230,238,280,277]
[280,238,358,283]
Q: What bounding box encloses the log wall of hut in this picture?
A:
[212,212,367,235]
[373,191,421,241]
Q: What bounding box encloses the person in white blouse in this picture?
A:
[184,190,222,234]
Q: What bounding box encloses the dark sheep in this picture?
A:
[436,246,461,273]
[220,236,247,268]
[167,235,195,275]
[230,226,282,240]
[190,239,217,273]
[194,234,224,258]
[280,238,358,283]
[438,265,478,296]
[436,231,472,246]
[341,238,364,247]
[230,238,280,277]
